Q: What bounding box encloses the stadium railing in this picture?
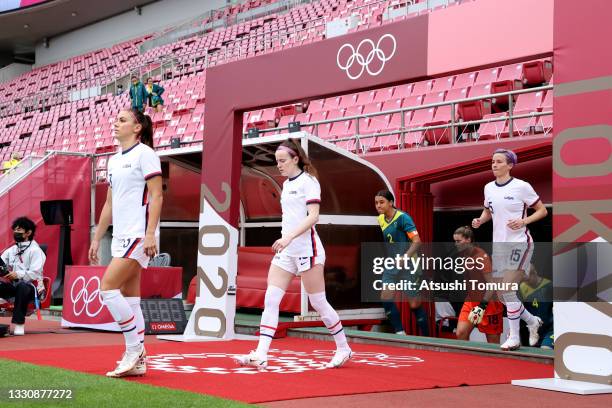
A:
[243,85,554,153]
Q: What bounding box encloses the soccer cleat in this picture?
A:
[12,324,24,336]
[125,349,147,376]
[233,351,268,371]
[106,345,145,377]
[325,348,352,368]
[500,336,521,351]
[527,316,543,346]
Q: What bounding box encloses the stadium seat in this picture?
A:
[491,63,524,104]
[393,83,414,99]
[511,91,545,135]
[431,76,455,92]
[355,90,377,106]
[458,84,492,121]
[473,67,500,85]
[453,71,478,88]
[477,113,508,140]
[423,104,459,145]
[523,59,553,85]
[411,80,433,96]
[373,86,395,103]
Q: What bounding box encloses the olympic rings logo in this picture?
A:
[70,276,104,317]
[336,34,397,80]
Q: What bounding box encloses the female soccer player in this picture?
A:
[453,226,503,344]
[472,148,547,350]
[374,190,428,336]
[234,139,352,369]
[88,108,163,377]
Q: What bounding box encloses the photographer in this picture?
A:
[0,217,46,336]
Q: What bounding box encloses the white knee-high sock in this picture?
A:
[255,285,285,358]
[308,292,350,351]
[101,289,140,350]
[502,292,536,339]
[125,297,145,344]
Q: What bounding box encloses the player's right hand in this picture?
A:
[468,305,485,325]
[471,218,482,229]
[88,240,100,265]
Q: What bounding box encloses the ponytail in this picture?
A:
[129,108,154,149]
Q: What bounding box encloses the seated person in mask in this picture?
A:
[0,217,46,335]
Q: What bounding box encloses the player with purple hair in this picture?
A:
[472,149,548,350]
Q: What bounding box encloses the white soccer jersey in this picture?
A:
[107,142,161,239]
[484,177,540,243]
[280,171,324,257]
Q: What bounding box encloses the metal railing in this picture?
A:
[383,0,458,20]
[0,151,88,196]
[244,85,554,153]
[0,154,47,196]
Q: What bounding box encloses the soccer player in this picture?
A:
[519,264,554,349]
[453,226,503,344]
[472,148,547,350]
[234,139,352,370]
[88,108,163,377]
[374,190,428,336]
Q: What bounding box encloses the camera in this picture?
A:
[0,258,9,277]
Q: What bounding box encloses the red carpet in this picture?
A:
[0,338,552,403]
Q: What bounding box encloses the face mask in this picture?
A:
[13,232,26,243]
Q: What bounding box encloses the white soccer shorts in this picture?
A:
[271,251,326,275]
[491,242,533,278]
[111,237,150,269]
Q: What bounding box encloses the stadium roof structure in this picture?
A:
[0,0,157,62]
[158,131,393,225]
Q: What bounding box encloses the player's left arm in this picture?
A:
[508,183,548,230]
[142,150,163,257]
[144,175,163,257]
[403,214,421,258]
[272,202,319,253]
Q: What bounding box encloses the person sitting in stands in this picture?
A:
[2,152,22,174]
[0,217,47,336]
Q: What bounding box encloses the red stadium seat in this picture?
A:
[431,76,455,92]
[511,91,546,135]
[453,71,478,88]
[424,104,459,145]
[477,113,508,140]
[306,99,325,114]
[411,80,433,96]
[458,84,492,121]
[474,67,500,85]
[373,86,395,103]
[355,90,377,106]
[422,91,447,105]
[491,63,524,104]
[523,59,553,85]
[393,83,413,99]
